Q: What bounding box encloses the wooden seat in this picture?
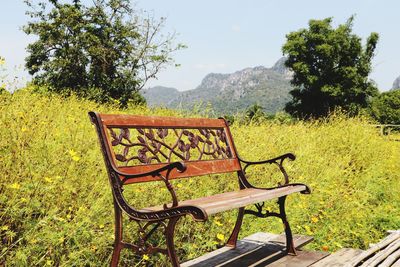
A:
[144,185,307,216]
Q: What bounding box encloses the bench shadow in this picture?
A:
[186,240,287,267]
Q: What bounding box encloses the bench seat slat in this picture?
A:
[143,185,307,215]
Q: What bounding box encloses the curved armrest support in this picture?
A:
[239,153,296,185]
[239,153,295,167]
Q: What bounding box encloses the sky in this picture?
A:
[1,0,399,92]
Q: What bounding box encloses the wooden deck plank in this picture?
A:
[266,250,329,267]
[181,233,278,267]
[311,248,363,267]
[346,232,400,266]
[182,232,314,267]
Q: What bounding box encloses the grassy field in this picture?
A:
[1,89,399,266]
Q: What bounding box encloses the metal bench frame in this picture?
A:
[89,111,311,266]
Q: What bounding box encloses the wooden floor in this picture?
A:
[182,232,329,267]
[183,230,400,267]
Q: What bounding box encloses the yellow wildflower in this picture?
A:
[9,183,21,189]
[44,177,53,183]
[216,233,225,241]
[0,57,5,65]
[304,225,313,235]
[69,149,77,157]
[1,225,9,231]
[21,127,28,133]
[177,183,183,188]
[69,149,80,161]
[99,224,104,229]
[214,220,223,227]
[311,216,319,223]
[142,254,150,261]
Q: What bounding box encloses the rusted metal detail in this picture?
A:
[242,196,297,255]
[108,127,233,166]
[226,207,245,248]
[165,217,181,267]
[241,153,296,186]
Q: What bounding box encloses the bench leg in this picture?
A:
[226,207,245,248]
[111,204,123,267]
[165,217,181,267]
[278,196,296,255]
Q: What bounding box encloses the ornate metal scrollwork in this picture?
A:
[131,220,168,256]
[244,202,282,219]
[108,127,233,166]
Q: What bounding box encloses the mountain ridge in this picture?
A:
[143,57,293,114]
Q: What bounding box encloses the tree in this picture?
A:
[245,103,265,122]
[24,0,184,106]
[282,17,379,118]
[370,90,400,124]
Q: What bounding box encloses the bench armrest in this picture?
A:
[239,153,295,167]
[239,153,296,186]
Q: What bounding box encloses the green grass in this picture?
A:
[1,89,399,266]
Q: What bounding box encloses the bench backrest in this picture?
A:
[89,112,242,184]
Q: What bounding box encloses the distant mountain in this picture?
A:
[141,86,180,107]
[143,57,293,114]
[392,75,400,90]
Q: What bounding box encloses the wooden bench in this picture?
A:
[89,112,311,266]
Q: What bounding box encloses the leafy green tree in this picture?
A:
[24,0,184,106]
[282,17,379,118]
[245,103,265,122]
[370,90,400,124]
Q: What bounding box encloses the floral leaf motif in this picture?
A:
[115,154,127,162]
[178,140,186,152]
[111,139,120,146]
[123,146,129,157]
[145,130,154,140]
[137,136,146,144]
[121,128,130,140]
[157,128,168,138]
[188,133,199,148]
[184,144,190,151]
[138,149,147,163]
[109,127,233,166]
[110,128,117,139]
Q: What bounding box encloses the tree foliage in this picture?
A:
[370,90,400,124]
[282,17,379,118]
[24,0,184,106]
